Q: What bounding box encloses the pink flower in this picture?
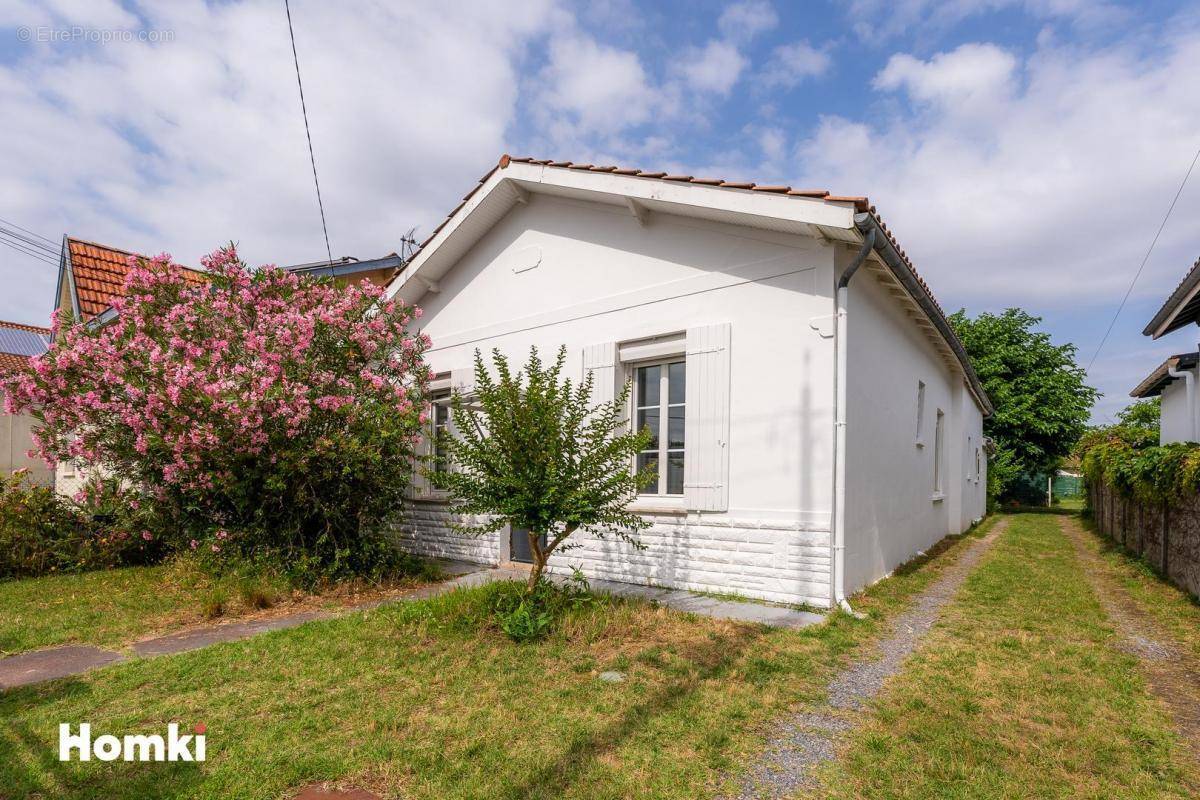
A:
[215,529,228,540]
[189,539,198,550]
[211,544,221,553]
[142,531,153,541]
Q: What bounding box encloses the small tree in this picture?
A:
[431,346,652,592]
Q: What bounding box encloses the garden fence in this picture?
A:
[1088,480,1200,600]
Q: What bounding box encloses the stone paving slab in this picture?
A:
[0,644,125,690]
[130,611,330,657]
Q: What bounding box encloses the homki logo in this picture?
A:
[59,722,207,762]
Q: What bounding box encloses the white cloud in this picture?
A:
[873,42,1016,112]
[761,41,832,88]
[537,32,659,135]
[845,0,1127,40]
[0,0,557,326]
[675,39,747,96]
[794,30,1200,420]
[717,0,778,42]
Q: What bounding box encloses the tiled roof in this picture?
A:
[416,154,956,360]
[0,319,50,375]
[66,237,205,319]
[1131,352,1199,398]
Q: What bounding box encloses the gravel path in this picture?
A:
[1058,515,1200,774]
[727,517,1008,799]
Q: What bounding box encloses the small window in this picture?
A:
[915,381,926,446]
[933,409,944,497]
[975,447,982,483]
[634,359,686,495]
[430,391,452,476]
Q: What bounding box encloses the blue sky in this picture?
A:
[1,0,1199,422]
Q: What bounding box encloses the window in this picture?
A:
[915,380,926,446]
[932,408,944,497]
[430,391,451,476]
[634,359,685,495]
[975,447,982,484]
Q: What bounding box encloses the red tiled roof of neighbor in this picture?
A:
[415,154,947,321]
[0,319,51,375]
[66,237,206,319]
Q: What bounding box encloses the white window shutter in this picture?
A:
[582,342,619,407]
[684,323,731,512]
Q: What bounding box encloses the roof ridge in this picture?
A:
[0,319,51,334]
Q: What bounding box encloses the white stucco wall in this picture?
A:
[1,394,54,486]
[1160,377,1195,444]
[397,193,840,605]
[841,260,986,596]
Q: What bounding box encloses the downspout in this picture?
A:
[1168,358,1197,441]
[830,226,876,616]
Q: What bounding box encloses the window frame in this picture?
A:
[915,380,926,447]
[631,357,686,497]
[932,408,945,500]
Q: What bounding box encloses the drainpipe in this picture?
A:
[1167,359,1196,442]
[830,226,876,617]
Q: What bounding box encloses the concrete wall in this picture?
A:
[1160,377,1194,444]
[842,260,986,596]
[0,393,54,486]
[398,193,839,605]
[1089,479,1200,600]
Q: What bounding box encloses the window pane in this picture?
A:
[667,453,684,494]
[637,408,660,448]
[668,406,685,449]
[668,361,685,405]
[435,402,450,425]
[637,365,660,407]
[637,452,659,494]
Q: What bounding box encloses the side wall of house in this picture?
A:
[1160,378,1194,444]
[0,396,54,486]
[842,257,986,596]
[391,193,839,606]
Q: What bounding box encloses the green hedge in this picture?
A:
[1078,429,1200,504]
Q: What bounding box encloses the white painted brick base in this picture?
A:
[393,501,832,607]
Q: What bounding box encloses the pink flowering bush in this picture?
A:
[4,245,431,584]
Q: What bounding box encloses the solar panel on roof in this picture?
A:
[0,328,50,358]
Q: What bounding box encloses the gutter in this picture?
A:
[852,213,993,417]
[829,226,875,617]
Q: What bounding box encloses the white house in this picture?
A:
[0,320,54,486]
[1132,255,1200,443]
[387,156,990,609]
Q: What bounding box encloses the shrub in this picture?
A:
[0,473,160,579]
[4,245,431,584]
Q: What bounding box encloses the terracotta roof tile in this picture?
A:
[66,237,205,320]
[0,351,29,373]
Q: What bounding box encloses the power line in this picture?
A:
[0,224,58,257]
[0,216,57,247]
[0,235,59,266]
[1086,141,1200,371]
[284,0,333,267]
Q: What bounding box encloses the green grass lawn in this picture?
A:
[0,560,435,656]
[812,513,1198,799]
[0,520,996,800]
[1078,515,1200,661]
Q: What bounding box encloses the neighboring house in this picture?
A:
[387,155,991,609]
[52,236,206,495]
[0,320,53,486]
[1131,255,1200,444]
[285,254,405,287]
